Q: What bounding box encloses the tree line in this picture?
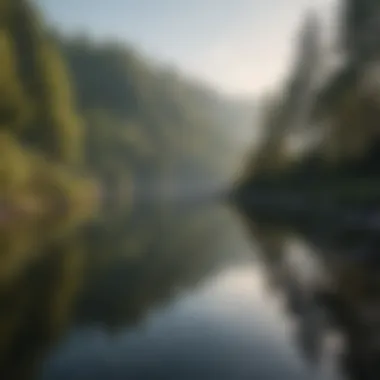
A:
[238,0,380,192]
[0,1,251,378]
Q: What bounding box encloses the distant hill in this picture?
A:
[53,34,256,186]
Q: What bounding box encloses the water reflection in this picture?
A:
[0,196,339,380]
[41,267,312,380]
[236,198,380,380]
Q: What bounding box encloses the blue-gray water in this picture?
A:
[38,206,340,380]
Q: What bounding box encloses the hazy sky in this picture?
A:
[38,0,336,96]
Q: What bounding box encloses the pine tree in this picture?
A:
[343,0,380,60]
[6,0,83,165]
[284,10,322,131]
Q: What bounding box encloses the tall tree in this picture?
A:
[343,0,380,60]
[5,0,83,165]
[256,12,322,172]
[284,10,322,132]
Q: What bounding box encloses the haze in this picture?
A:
[38,0,336,96]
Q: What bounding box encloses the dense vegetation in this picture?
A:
[234,2,380,378]
[0,1,254,379]
[237,0,380,196]
[0,0,252,273]
[57,35,250,215]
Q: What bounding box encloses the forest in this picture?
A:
[233,1,380,377]
[236,0,380,202]
[0,0,253,271]
[0,1,254,378]
[4,0,380,378]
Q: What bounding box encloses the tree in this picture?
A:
[4,0,83,165]
[283,10,322,132]
[343,0,380,58]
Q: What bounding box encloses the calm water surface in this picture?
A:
[35,204,339,380]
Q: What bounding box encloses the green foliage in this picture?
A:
[0,31,30,130]
[0,0,98,285]
[239,0,380,191]
[0,0,83,165]
[343,0,378,57]
[0,2,255,376]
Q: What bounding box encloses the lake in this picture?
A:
[0,200,342,380]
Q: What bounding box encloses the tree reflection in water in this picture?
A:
[236,206,380,380]
[0,198,232,380]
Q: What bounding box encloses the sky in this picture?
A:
[37,0,337,96]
